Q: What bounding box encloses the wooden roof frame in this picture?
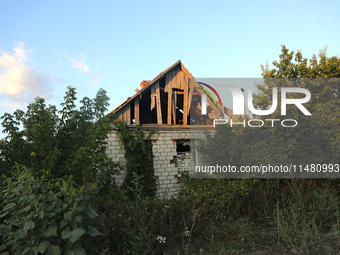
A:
[110,60,230,126]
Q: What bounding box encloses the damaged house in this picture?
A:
[106,60,234,198]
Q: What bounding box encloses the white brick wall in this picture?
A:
[106,129,209,199]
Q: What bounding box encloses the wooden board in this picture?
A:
[134,98,139,124]
[183,72,189,125]
[166,70,175,124]
[167,81,172,124]
[155,81,162,124]
[150,83,156,110]
[123,105,131,125]
[172,91,176,124]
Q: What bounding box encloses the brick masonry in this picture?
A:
[105,129,206,199]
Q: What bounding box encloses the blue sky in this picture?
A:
[1,0,340,134]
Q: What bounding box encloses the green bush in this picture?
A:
[0,164,102,255]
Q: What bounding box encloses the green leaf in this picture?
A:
[64,211,73,222]
[38,241,50,253]
[87,226,102,237]
[61,228,84,244]
[3,202,16,211]
[15,228,27,240]
[61,229,70,239]
[38,210,44,219]
[23,247,38,255]
[14,250,24,255]
[23,247,31,254]
[74,215,82,223]
[60,219,68,229]
[44,202,56,212]
[23,205,32,212]
[54,207,62,214]
[27,247,38,255]
[63,203,69,211]
[45,212,56,218]
[24,220,35,232]
[44,245,61,255]
[69,247,85,255]
[85,207,98,219]
[0,244,6,251]
[0,211,9,218]
[0,225,11,235]
[43,225,57,237]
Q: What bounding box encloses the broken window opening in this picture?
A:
[176,139,191,173]
[176,140,190,152]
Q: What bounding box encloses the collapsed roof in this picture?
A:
[110,60,233,126]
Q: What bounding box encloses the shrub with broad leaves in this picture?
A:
[0,164,103,255]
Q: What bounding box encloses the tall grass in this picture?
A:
[86,177,340,254]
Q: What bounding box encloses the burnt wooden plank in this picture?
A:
[118,112,123,121]
[172,91,177,124]
[166,70,175,124]
[183,72,189,125]
[122,106,127,124]
[121,109,126,122]
[155,81,162,124]
[134,98,139,124]
[165,69,172,93]
[150,83,156,110]
[126,105,131,125]
[172,66,181,89]
[167,81,172,124]
[188,78,195,113]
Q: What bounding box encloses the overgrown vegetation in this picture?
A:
[0,86,121,186]
[0,164,102,255]
[93,176,340,254]
[115,121,156,199]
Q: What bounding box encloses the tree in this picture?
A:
[0,86,121,185]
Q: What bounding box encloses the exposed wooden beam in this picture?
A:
[150,84,156,111]
[167,85,172,124]
[166,73,173,124]
[134,98,139,124]
[155,81,162,124]
[172,91,176,124]
[183,73,189,125]
[126,106,131,125]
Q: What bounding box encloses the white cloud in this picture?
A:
[0,42,54,110]
[93,79,99,86]
[70,58,90,73]
[56,50,90,73]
